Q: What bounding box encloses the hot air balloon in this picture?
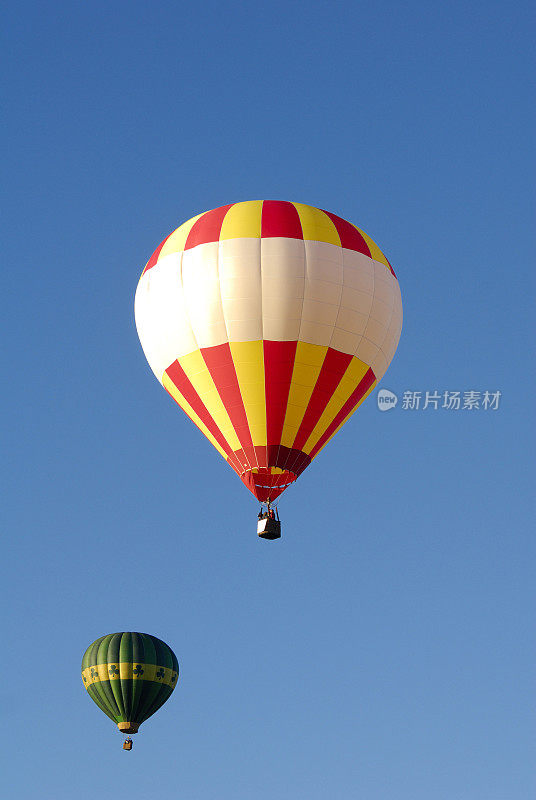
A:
[135,201,402,537]
[81,632,179,748]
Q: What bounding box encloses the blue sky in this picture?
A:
[2,1,534,797]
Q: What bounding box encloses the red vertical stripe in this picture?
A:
[290,451,311,476]
[200,343,255,468]
[184,204,234,250]
[308,367,376,460]
[164,360,243,474]
[321,210,371,256]
[261,200,303,240]
[142,232,173,274]
[292,348,353,452]
[263,340,298,465]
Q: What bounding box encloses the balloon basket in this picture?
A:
[257,517,281,539]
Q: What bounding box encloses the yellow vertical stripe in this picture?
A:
[220,200,263,240]
[177,350,242,452]
[302,357,369,454]
[280,342,328,448]
[158,212,205,260]
[229,340,267,446]
[292,203,341,246]
[162,373,228,460]
[355,226,391,268]
[310,379,377,461]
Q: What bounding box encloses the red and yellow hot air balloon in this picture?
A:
[135,201,402,518]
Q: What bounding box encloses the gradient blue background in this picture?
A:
[2,1,534,797]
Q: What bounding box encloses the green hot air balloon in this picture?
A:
[82,632,179,748]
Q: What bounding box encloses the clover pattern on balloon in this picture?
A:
[171,673,176,683]
[90,667,99,679]
[109,665,119,676]
[133,664,144,677]
[156,668,165,680]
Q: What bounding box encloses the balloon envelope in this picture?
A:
[135,201,402,501]
[81,632,179,733]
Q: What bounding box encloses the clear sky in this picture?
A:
[2,1,534,797]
